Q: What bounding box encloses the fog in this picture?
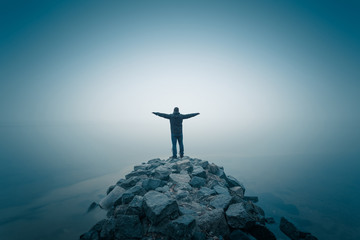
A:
[0,0,359,239]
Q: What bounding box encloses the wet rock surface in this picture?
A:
[81,157,316,240]
[280,217,318,240]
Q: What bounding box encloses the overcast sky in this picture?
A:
[1,0,359,157]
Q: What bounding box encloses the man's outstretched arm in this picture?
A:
[182,113,200,119]
[152,112,171,119]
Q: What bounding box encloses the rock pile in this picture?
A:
[80,157,277,240]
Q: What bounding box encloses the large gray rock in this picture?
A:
[197,209,230,238]
[230,186,245,198]
[152,165,172,180]
[179,206,197,216]
[81,157,282,240]
[175,159,193,172]
[213,185,230,195]
[210,194,233,210]
[99,219,115,239]
[226,175,241,187]
[169,173,191,184]
[113,215,142,239]
[125,169,150,179]
[106,185,116,195]
[208,163,219,174]
[192,166,207,178]
[126,195,144,216]
[147,158,163,169]
[99,186,125,209]
[198,160,209,169]
[141,178,165,191]
[216,167,228,180]
[176,190,190,201]
[120,185,146,204]
[119,176,143,189]
[190,176,206,188]
[197,187,216,198]
[173,182,192,192]
[280,217,318,240]
[169,215,196,240]
[143,190,179,225]
[226,202,257,229]
[134,163,152,171]
[248,224,276,240]
[80,219,107,240]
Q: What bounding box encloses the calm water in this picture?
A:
[0,126,359,240]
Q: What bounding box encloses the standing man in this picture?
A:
[153,107,199,158]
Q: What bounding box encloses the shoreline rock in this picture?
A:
[80,156,315,240]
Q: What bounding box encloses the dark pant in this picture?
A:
[171,135,184,157]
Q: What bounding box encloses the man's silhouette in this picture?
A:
[153,107,199,158]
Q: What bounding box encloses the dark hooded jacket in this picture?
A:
[153,112,199,136]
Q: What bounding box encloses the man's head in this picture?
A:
[173,107,179,113]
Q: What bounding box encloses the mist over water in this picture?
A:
[0,125,359,239]
[1,0,359,239]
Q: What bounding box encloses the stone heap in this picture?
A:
[80,157,277,240]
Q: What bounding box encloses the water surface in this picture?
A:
[0,126,359,240]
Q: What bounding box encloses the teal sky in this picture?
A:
[1,0,359,157]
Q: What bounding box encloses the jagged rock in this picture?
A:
[82,157,306,240]
[192,230,206,240]
[208,163,219,174]
[280,217,318,240]
[169,215,196,240]
[134,163,152,171]
[207,177,227,189]
[190,176,206,188]
[176,190,190,200]
[80,219,107,240]
[213,185,230,195]
[143,190,179,225]
[169,173,191,184]
[192,165,207,178]
[99,219,115,239]
[175,159,193,172]
[152,165,172,180]
[120,185,146,204]
[198,160,209,169]
[226,202,257,229]
[155,185,170,193]
[248,224,276,240]
[113,215,142,239]
[210,194,233,210]
[87,202,98,213]
[141,178,165,191]
[227,175,242,187]
[230,186,245,198]
[173,182,192,192]
[125,169,150,179]
[106,185,116,195]
[179,206,197,216]
[229,229,252,240]
[99,186,125,209]
[119,176,143,189]
[197,209,230,238]
[126,195,144,216]
[197,187,216,198]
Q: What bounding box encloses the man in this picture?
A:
[153,107,199,158]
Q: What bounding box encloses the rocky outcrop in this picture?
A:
[80,157,277,239]
[280,217,318,240]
